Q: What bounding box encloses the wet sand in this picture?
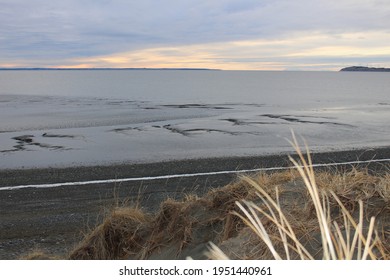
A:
[1,147,390,259]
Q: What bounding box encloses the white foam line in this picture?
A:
[1,158,390,191]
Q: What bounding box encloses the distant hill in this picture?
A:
[340,66,390,72]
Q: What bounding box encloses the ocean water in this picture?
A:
[0,70,389,169]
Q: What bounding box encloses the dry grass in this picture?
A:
[68,167,389,259]
[63,136,390,260]
[19,249,60,260]
[209,134,390,260]
[69,207,151,259]
[67,179,262,259]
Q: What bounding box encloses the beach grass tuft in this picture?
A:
[211,133,389,260]
[69,207,151,259]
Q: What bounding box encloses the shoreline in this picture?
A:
[2,146,390,187]
[1,146,390,259]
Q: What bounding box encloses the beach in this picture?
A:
[1,147,390,259]
[1,70,389,259]
[2,0,390,272]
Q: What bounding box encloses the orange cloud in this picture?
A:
[56,31,390,71]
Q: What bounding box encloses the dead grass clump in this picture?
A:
[254,169,300,186]
[143,198,198,257]
[315,168,390,231]
[209,182,253,210]
[211,184,264,244]
[69,207,151,259]
[317,168,380,199]
[377,173,390,201]
[19,249,60,260]
[68,182,257,260]
[140,188,252,259]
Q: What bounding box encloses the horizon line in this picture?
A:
[0,67,340,72]
[0,67,222,71]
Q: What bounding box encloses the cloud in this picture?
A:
[58,30,389,71]
[0,0,389,69]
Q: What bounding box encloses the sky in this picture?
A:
[1,0,390,70]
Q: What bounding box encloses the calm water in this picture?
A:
[0,70,389,168]
[1,70,389,105]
